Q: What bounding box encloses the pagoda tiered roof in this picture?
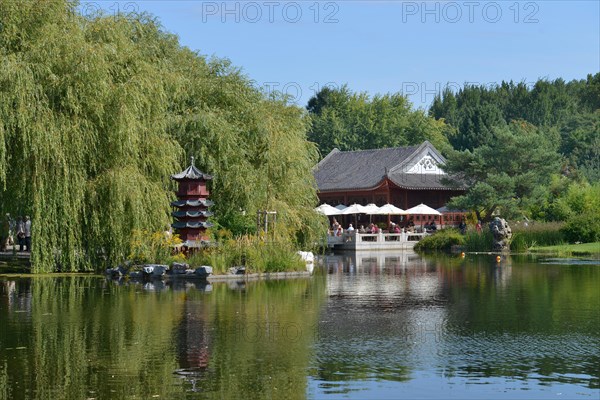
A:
[171,157,213,181]
[172,221,214,229]
[171,199,214,208]
[171,156,214,248]
[172,210,213,218]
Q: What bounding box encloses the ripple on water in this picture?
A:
[540,258,600,265]
[436,331,600,387]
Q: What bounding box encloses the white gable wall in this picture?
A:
[392,142,446,175]
[405,153,444,174]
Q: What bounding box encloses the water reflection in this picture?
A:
[310,252,600,398]
[1,252,599,399]
[0,276,325,400]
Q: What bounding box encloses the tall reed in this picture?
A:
[510,222,566,252]
[186,235,305,274]
[463,230,494,252]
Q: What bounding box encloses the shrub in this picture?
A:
[414,229,464,252]
[128,230,183,265]
[561,212,600,243]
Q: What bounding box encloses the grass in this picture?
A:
[510,221,566,252]
[422,221,570,253]
[530,242,600,257]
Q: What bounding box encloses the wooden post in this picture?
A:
[386,186,391,226]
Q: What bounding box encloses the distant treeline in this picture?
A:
[429,75,600,182]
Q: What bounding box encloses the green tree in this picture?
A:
[307,85,452,156]
[559,111,600,182]
[0,3,183,272]
[429,75,599,181]
[164,56,324,244]
[443,121,561,221]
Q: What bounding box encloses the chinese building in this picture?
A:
[171,157,214,248]
[314,141,464,219]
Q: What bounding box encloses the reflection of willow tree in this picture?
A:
[0,277,186,399]
[0,276,327,399]
[179,277,327,399]
[0,360,7,400]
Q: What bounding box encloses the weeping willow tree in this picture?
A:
[0,3,182,272]
[0,1,325,272]
[153,18,327,246]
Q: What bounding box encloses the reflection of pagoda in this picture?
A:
[171,157,214,249]
[176,299,211,372]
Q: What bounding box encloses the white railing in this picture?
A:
[327,231,427,246]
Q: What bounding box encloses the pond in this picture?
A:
[1,252,598,399]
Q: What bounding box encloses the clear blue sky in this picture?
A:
[88,1,599,109]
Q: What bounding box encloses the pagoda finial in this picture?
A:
[191,156,195,167]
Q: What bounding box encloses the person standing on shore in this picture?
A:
[459,218,467,235]
[16,217,24,252]
[8,214,15,246]
[0,214,9,251]
[24,216,31,252]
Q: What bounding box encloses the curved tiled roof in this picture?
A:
[314,142,459,191]
[172,221,214,229]
[171,164,213,181]
[171,199,214,208]
[314,146,419,191]
[172,211,213,218]
[387,173,454,190]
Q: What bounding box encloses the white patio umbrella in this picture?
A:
[405,203,442,215]
[362,203,381,214]
[373,204,406,215]
[314,203,343,216]
[335,204,348,210]
[341,203,367,229]
[406,203,442,230]
[361,203,382,224]
[342,204,368,215]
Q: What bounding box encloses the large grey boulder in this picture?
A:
[171,262,189,275]
[194,266,213,279]
[142,264,169,277]
[489,217,512,251]
[105,265,128,278]
[229,266,246,275]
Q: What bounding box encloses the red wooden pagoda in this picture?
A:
[171,157,214,248]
